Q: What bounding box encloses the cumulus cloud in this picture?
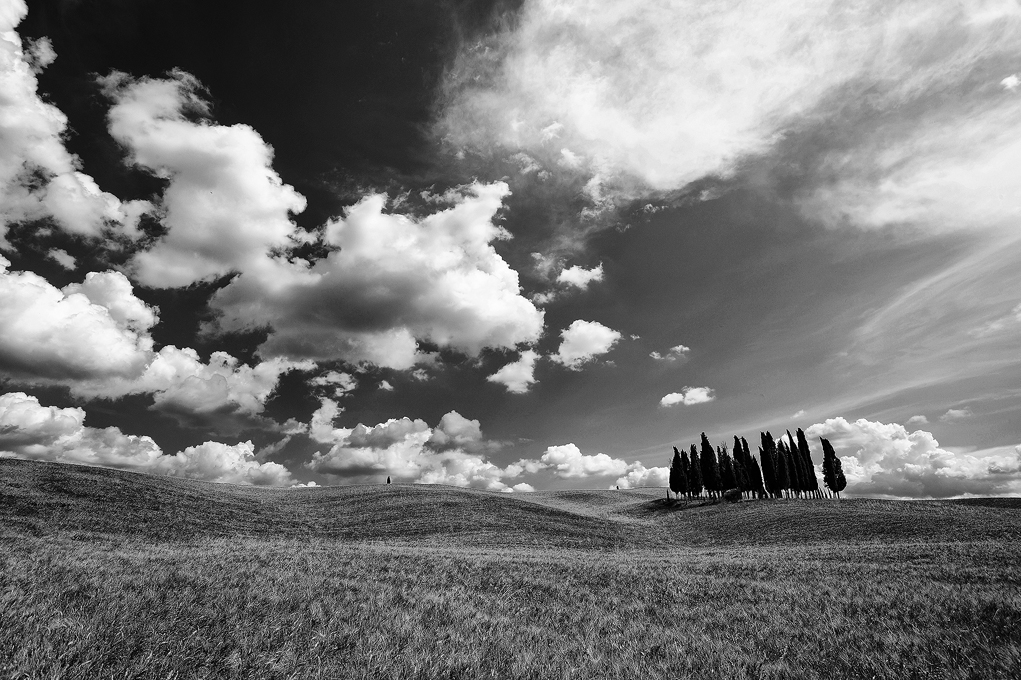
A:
[806,416,1021,497]
[906,415,929,426]
[487,349,538,393]
[306,404,520,491]
[209,182,544,369]
[552,320,621,369]
[538,443,629,478]
[557,263,603,290]
[47,248,75,270]
[102,70,308,288]
[0,258,307,431]
[0,392,293,485]
[0,256,155,381]
[660,387,715,407]
[0,3,146,245]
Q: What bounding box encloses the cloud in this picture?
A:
[379,380,394,391]
[906,415,929,426]
[1002,74,1020,91]
[792,409,807,419]
[511,442,667,489]
[0,392,293,485]
[306,403,520,491]
[556,263,603,290]
[439,0,1021,237]
[538,443,629,478]
[311,371,357,398]
[660,387,716,407]
[650,344,689,362]
[209,182,544,369]
[940,408,973,422]
[552,320,621,369]
[0,256,155,381]
[102,70,308,288]
[806,416,1021,498]
[487,349,538,393]
[0,258,307,431]
[0,4,146,245]
[47,249,75,270]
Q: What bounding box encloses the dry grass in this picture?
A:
[1,459,1020,679]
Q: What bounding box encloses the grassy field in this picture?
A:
[2,459,1020,679]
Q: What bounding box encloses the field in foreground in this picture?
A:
[2,459,1020,679]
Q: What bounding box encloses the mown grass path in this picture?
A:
[2,459,1020,679]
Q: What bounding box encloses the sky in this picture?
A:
[2,0,1020,497]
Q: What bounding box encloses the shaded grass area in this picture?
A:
[2,459,1021,678]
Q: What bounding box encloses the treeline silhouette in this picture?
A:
[668,430,847,501]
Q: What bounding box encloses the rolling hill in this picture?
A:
[3,458,1019,546]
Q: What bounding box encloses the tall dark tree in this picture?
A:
[785,430,806,497]
[700,433,721,498]
[681,449,692,499]
[718,445,737,491]
[688,444,703,499]
[796,428,820,498]
[821,438,846,498]
[759,432,778,498]
[742,437,764,498]
[669,447,686,500]
[775,440,791,498]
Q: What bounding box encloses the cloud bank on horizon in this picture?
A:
[0,0,1019,496]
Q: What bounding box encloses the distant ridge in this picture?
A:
[2,458,1019,547]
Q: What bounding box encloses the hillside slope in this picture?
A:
[2,458,1020,546]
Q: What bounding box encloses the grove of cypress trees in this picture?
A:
[670,447,685,500]
[688,444,703,499]
[700,433,721,499]
[681,449,692,499]
[796,428,820,498]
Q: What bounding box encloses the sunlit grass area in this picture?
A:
[2,459,1020,679]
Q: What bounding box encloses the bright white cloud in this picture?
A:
[557,263,603,290]
[807,416,1021,497]
[0,256,155,381]
[906,415,929,426]
[1002,74,1020,91]
[209,182,544,369]
[660,387,716,407]
[0,392,293,485]
[615,463,669,490]
[47,248,75,270]
[307,405,520,491]
[0,4,146,245]
[102,70,308,288]
[0,258,307,430]
[552,320,621,369]
[539,443,629,478]
[487,349,538,393]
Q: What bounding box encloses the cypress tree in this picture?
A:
[834,457,847,498]
[759,432,778,498]
[742,437,763,498]
[718,445,737,491]
[669,447,686,499]
[796,428,820,498]
[700,433,720,498]
[821,437,841,498]
[688,444,703,499]
[775,440,791,498]
[785,431,806,498]
[681,449,692,499]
